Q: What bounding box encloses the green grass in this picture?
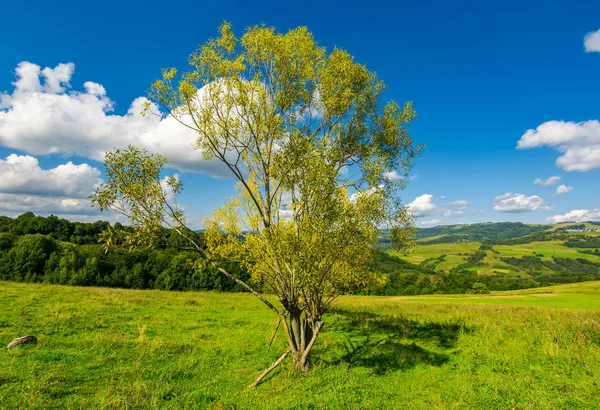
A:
[1,281,599,409]
[384,281,600,309]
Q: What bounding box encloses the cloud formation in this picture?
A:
[534,176,561,186]
[383,170,404,181]
[443,209,464,217]
[517,120,600,172]
[493,193,550,213]
[0,154,102,198]
[0,153,124,222]
[0,61,229,176]
[407,194,436,217]
[449,200,468,206]
[584,29,600,53]
[547,208,600,223]
[555,184,574,195]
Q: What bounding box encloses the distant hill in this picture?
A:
[379,221,600,296]
[414,221,600,245]
[415,222,549,243]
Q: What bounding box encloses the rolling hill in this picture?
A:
[378,221,600,296]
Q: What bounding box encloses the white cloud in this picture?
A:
[0,61,230,176]
[278,209,294,219]
[83,81,106,96]
[547,208,600,223]
[517,120,600,172]
[0,154,101,197]
[449,200,468,206]
[492,193,550,213]
[555,184,574,195]
[584,29,600,53]
[407,194,436,217]
[420,219,442,228]
[383,170,404,181]
[0,153,126,223]
[0,193,95,215]
[534,176,561,186]
[443,209,464,217]
[349,185,383,202]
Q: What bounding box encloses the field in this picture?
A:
[389,242,480,271]
[393,235,600,275]
[494,241,600,261]
[1,281,599,409]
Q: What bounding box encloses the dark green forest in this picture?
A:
[0,213,249,292]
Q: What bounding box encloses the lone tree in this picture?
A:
[93,22,421,386]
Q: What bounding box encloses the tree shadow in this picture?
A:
[325,309,472,375]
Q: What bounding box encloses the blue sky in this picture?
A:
[0,0,599,227]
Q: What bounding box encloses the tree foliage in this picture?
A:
[93,22,421,380]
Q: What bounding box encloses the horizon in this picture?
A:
[1,0,599,229]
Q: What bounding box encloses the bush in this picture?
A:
[472,282,490,294]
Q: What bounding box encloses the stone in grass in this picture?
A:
[7,335,38,348]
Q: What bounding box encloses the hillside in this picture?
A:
[1,281,598,409]
[379,221,600,296]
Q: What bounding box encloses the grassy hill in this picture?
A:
[1,281,599,409]
[380,222,600,294]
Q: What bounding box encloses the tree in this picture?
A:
[472,282,490,294]
[92,22,420,385]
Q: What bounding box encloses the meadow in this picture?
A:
[391,237,600,275]
[1,281,599,409]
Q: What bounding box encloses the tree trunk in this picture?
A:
[250,314,324,387]
[287,314,323,372]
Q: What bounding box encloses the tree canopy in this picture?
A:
[93,22,421,384]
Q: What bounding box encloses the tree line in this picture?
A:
[0,213,249,291]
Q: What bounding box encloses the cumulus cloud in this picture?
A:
[0,154,102,197]
[555,184,574,195]
[492,193,550,213]
[0,153,127,222]
[0,61,230,176]
[584,29,600,53]
[517,120,600,172]
[547,208,600,223]
[420,219,442,228]
[534,176,561,186]
[407,194,436,217]
[0,191,126,223]
[0,193,96,216]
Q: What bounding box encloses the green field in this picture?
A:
[1,281,599,409]
[390,241,480,271]
[494,241,600,261]
[395,236,600,276]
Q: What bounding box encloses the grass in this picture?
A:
[1,281,599,409]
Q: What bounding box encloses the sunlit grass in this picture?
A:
[1,281,599,409]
